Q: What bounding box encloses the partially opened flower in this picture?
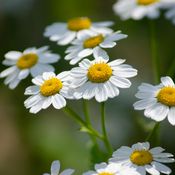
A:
[110,142,174,175]
[113,0,171,20]
[70,51,137,102]
[0,46,60,89]
[43,160,74,175]
[134,76,175,125]
[65,30,127,65]
[44,17,114,45]
[24,71,72,114]
[83,162,138,175]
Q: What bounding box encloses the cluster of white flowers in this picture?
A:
[44,142,174,175]
[113,0,175,24]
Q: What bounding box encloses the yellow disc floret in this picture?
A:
[67,17,91,31]
[40,78,63,97]
[130,150,153,166]
[83,34,104,48]
[99,173,113,175]
[87,62,112,83]
[137,0,158,5]
[17,53,38,69]
[157,87,175,106]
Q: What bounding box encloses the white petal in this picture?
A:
[60,169,75,175]
[39,53,60,64]
[32,75,44,86]
[95,162,107,172]
[109,59,126,67]
[24,94,43,108]
[113,67,137,78]
[58,32,76,45]
[79,59,91,69]
[105,31,127,42]
[78,49,93,58]
[42,97,52,109]
[18,69,29,80]
[136,166,146,175]
[82,82,97,100]
[167,107,175,125]
[110,76,131,88]
[144,103,169,121]
[161,76,174,87]
[25,86,40,95]
[51,160,60,175]
[0,66,17,78]
[145,165,160,175]
[132,142,149,150]
[153,158,175,163]
[43,72,56,80]
[151,161,172,174]
[95,84,108,102]
[93,21,114,27]
[93,47,109,61]
[150,147,164,154]
[104,81,119,98]
[5,51,22,60]
[2,59,16,66]
[133,98,157,110]
[29,100,44,114]
[57,71,70,81]
[100,41,116,48]
[52,94,66,109]
[9,79,21,89]
[4,70,19,85]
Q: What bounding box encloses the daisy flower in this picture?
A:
[70,51,137,102]
[43,160,74,175]
[44,17,114,46]
[24,71,72,114]
[165,5,175,25]
[113,0,172,20]
[134,76,175,125]
[65,30,127,65]
[0,46,60,89]
[83,162,138,175]
[110,142,175,175]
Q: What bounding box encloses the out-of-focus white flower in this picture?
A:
[110,142,174,175]
[0,46,60,89]
[113,0,173,20]
[24,71,73,113]
[134,76,175,125]
[43,160,74,175]
[70,52,137,102]
[65,30,127,65]
[44,17,114,45]
[165,5,175,25]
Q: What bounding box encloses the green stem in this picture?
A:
[145,122,160,144]
[64,106,103,140]
[101,102,113,154]
[149,20,159,83]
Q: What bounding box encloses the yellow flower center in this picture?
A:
[130,150,153,166]
[87,62,112,83]
[137,0,158,5]
[83,34,104,48]
[67,17,91,31]
[99,173,113,175]
[40,78,63,97]
[157,87,175,106]
[16,53,38,69]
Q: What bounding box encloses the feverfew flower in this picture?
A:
[44,17,114,45]
[24,71,72,114]
[110,142,175,175]
[134,76,175,125]
[43,160,74,175]
[0,46,60,89]
[65,30,127,65]
[70,51,137,102]
[113,0,171,20]
[83,162,138,175]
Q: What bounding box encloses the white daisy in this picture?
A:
[113,0,172,20]
[70,51,137,102]
[0,46,60,89]
[65,30,127,65]
[134,76,175,125]
[24,71,72,114]
[43,160,74,175]
[109,142,175,175]
[44,17,114,46]
[83,162,138,175]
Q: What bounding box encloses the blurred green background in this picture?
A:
[0,0,175,174]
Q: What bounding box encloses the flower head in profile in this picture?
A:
[0,46,60,89]
[70,51,137,102]
[110,142,174,175]
[44,17,114,45]
[113,0,171,20]
[134,76,175,125]
[65,30,127,65]
[43,160,74,175]
[83,162,138,175]
[24,71,72,114]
